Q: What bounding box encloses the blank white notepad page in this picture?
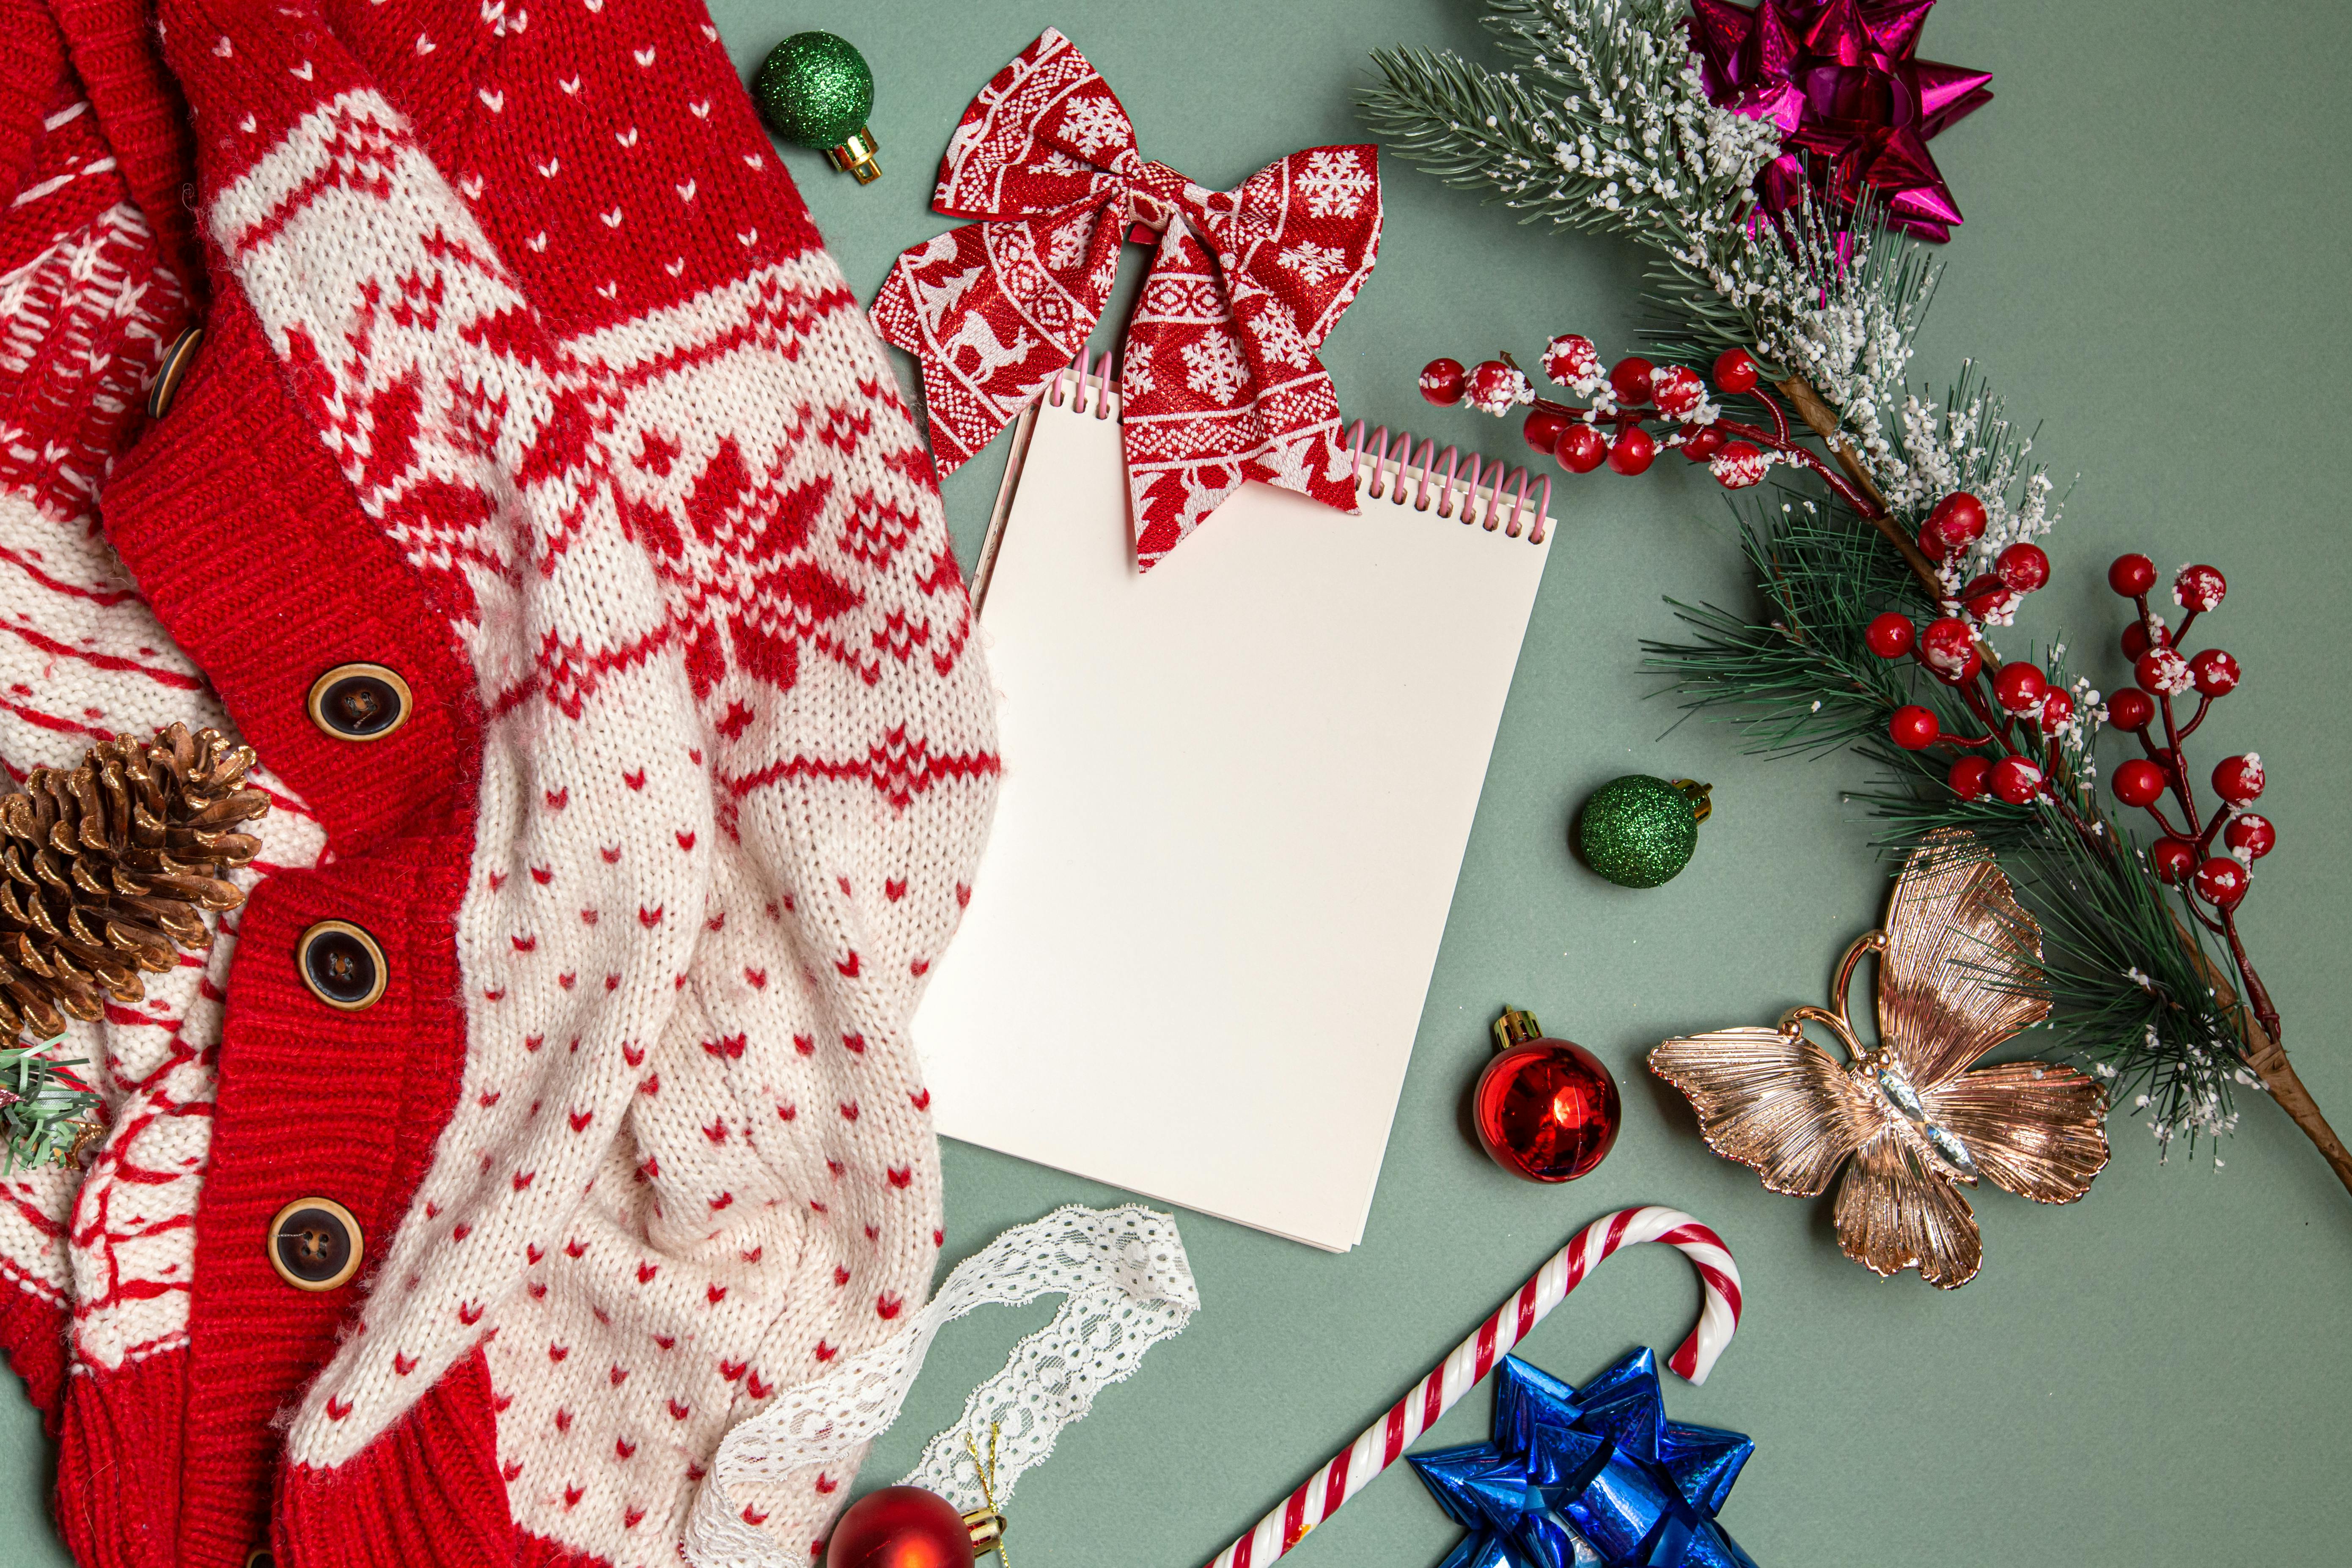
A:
[913,376,1554,1250]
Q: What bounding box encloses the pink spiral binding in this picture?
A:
[1201,1206,1741,1568]
[1038,358,1553,539]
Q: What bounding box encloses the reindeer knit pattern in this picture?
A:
[0,1,1001,1565]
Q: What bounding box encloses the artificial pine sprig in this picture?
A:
[1371,0,2348,1195]
[0,1039,100,1172]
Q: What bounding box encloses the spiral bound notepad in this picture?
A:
[913,358,1556,1251]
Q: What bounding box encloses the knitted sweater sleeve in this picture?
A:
[0,0,329,1439]
[143,1,999,1563]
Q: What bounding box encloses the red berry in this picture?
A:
[2193,857,2249,909]
[1650,365,1705,419]
[1929,492,1987,548]
[1418,357,1467,406]
[1863,613,1916,659]
[2190,648,2239,696]
[1960,575,2016,624]
[1989,755,2044,805]
[2134,647,2192,695]
[1995,542,2050,593]
[2212,754,2265,805]
[2111,758,2166,808]
[1918,521,1950,560]
[1712,347,1760,394]
[2174,563,2226,613]
[1948,755,1992,801]
[1710,441,1768,488]
[2119,619,2171,660]
[2150,836,2197,884]
[1522,409,1569,455]
[1608,356,1655,405]
[1466,360,1530,415]
[1606,426,1657,475]
[2038,688,2075,733]
[1542,334,1602,388]
[2108,553,2157,596]
[1681,426,1726,462]
[1889,705,1941,750]
[1916,617,1975,678]
[2105,689,2155,730]
[1556,423,1608,474]
[2224,813,2275,860]
[1993,662,2049,714]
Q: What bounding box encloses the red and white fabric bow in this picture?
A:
[871,29,1382,571]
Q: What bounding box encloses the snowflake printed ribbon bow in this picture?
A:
[871,29,1382,570]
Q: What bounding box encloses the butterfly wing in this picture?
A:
[1920,1060,2110,1204]
[1876,828,2050,1091]
[1833,1129,1984,1288]
[1649,1027,1877,1197]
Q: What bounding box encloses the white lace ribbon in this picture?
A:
[683,1204,1198,1565]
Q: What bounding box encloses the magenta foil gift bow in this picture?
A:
[1688,0,1992,242]
[871,29,1382,571]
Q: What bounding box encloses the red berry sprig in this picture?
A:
[1418,338,1870,505]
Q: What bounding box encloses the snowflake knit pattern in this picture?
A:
[0,0,1001,1565]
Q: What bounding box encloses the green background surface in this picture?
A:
[9,2,2351,1563]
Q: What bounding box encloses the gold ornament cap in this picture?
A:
[962,1506,1006,1559]
[1493,1008,1543,1051]
[828,126,882,183]
[1671,779,1713,824]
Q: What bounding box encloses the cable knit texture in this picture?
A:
[0,0,1003,1563]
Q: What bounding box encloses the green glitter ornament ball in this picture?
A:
[753,32,880,180]
[1574,775,1712,889]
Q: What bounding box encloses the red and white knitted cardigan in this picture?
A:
[0,1,999,1565]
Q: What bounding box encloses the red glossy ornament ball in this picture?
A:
[2194,857,2250,909]
[2135,646,2193,696]
[2174,563,2227,613]
[1889,704,1941,750]
[1916,617,1975,678]
[1681,425,1726,462]
[1993,662,2048,714]
[2108,553,2157,596]
[1989,755,2044,805]
[1948,755,1992,801]
[1995,542,2050,593]
[1712,347,1760,393]
[1608,356,1655,406]
[2150,836,2198,884]
[2212,753,2266,805]
[824,1487,975,1568]
[1419,358,1467,406]
[2112,758,2167,808]
[1650,365,1706,418]
[2038,688,2075,733]
[1523,408,1569,455]
[2190,648,2240,696]
[1607,426,1657,475]
[1864,612,1916,659]
[1929,492,1987,549]
[1556,423,1608,474]
[1710,440,1769,488]
[1474,1019,1621,1183]
[2225,813,2276,860]
[2106,689,2156,730]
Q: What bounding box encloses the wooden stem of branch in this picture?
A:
[2170,909,2352,1197]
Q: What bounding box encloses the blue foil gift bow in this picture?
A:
[1410,1350,1758,1568]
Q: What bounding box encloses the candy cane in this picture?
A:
[1203,1206,1741,1568]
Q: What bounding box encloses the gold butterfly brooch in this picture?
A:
[1650,829,2110,1288]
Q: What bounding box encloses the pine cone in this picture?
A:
[0,724,269,1040]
